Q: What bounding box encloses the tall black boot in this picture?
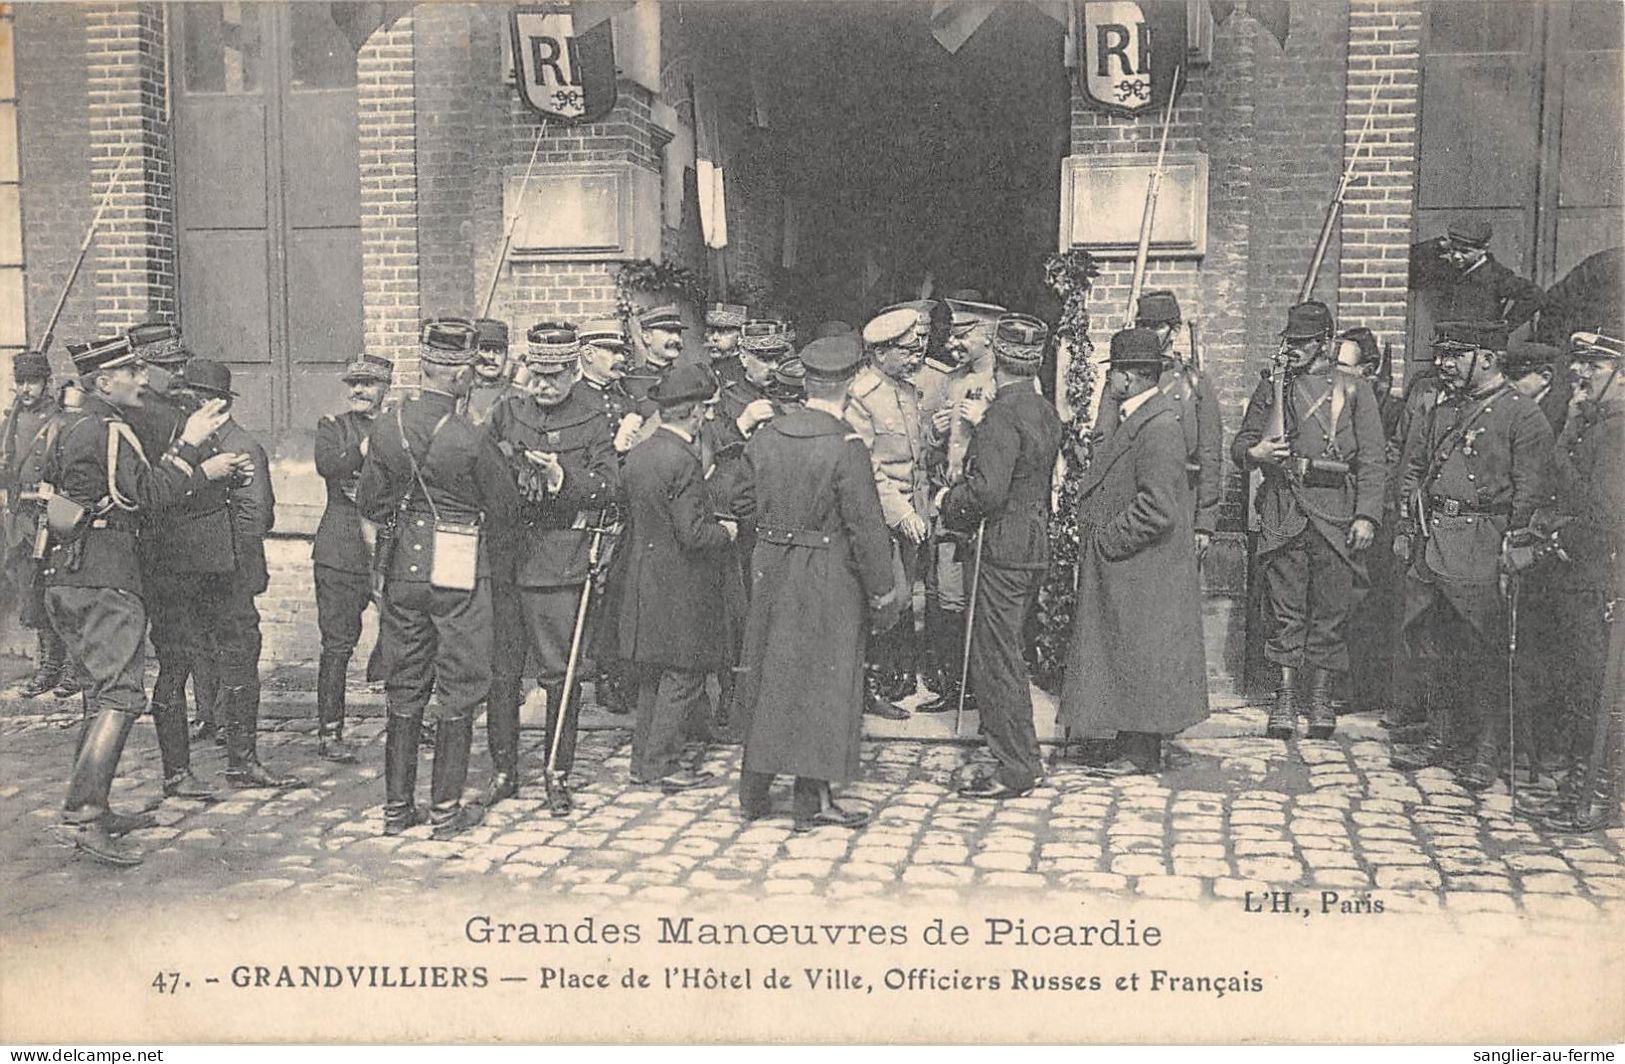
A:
[316,652,358,763]
[222,683,306,790]
[21,629,66,698]
[429,715,484,840]
[1306,668,1337,740]
[152,695,219,800]
[482,692,520,807]
[1267,665,1297,739]
[62,709,143,865]
[383,713,423,834]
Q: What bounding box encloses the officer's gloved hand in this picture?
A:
[180,398,231,446]
[201,451,247,482]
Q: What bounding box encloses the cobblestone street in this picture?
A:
[4,682,1624,931]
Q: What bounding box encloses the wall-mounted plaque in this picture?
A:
[1058,152,1209,258]
[507,160,660,261]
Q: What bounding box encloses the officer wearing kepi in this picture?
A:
[1390,321,1553,789]
[1233,300,1386,740]
[311,353,394,763]
[466,318,518,425]
[486,322,619,816]
[358,320,521,839]
[1,350,67,698]
[704,302,749,389]
[42,336,249,865]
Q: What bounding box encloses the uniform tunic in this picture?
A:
[312,409,378,657]
[1,393,61,629]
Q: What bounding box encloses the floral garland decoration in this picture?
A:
[613,259,709,325]
[1032,247,1100,694]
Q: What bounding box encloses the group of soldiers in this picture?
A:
[1,217,1620,868]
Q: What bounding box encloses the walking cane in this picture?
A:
[953,518,987,737]
[545,524,616,798]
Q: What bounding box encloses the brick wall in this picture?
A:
[359,13,420,381]
[1339,0,1423,378]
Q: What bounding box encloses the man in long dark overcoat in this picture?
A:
[1059,329,1209,776]
[619,363,738,792]
[729,335,899,832]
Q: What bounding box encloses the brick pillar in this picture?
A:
[1339,0,1423,371]
[358,15,420,382]
[84,3,173,334]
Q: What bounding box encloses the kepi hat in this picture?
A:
[705,303,748,329]
[991,314,1047,375]
[526,321,580,368]
[341,353,394,384]
[1432,320,1508,354]
[67,335,138,376]
[419,318,479,366]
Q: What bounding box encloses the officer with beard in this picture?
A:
[704,303,749,389]
[311,353,394,763]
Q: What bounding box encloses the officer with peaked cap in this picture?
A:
[1503,338,1571,435]
[766,356,806,408]
[1389,321,1553,789]
[731,333,899,831]
[2,350,68,698]
[311,353,395,764]
[1234,300,1387,740]
[937,315,1062,797]
[357,319,521,840]
[618,362,737,792]
[848,306,938,719]
[631,305,689,418]
[705,302,749,388]
[1410,218,1545,330]
[172,359,297,792]
[1059,328,1210,777]
[1503,331,1623,828]
[41,336,251,864]
[467,318,519,424]
[485,322,619,815]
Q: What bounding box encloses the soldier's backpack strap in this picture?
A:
[1421,384,1509,493]
[395,406,453,523]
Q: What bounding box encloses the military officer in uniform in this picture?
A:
[767,357,807,409]
[311,353,394,764]
[486,323,619,815]
[937,315,1062,797]
[629,305,689,419]
[42,336,248,865]
[1504,331,1623,829]
[731,334,899,831]
[357,319,521,839]
[1409,218,1545,331]
[466,318,518,424]
[1233,301,1387,740]
[847,307,939,720]
[619,363,737,792]
[704,302,749,389]
[1,350,67,697]
[1390,322,1554,789]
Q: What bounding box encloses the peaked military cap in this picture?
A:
[474,318,510,351]
[991,314,1047,373]
[526,321,580,367]
[740,319,792,358]
[1135,290,1183,327]
[648,362,717,407]
[578,319,628,349]
[1432,320,1508,354]
[1100,328,1165,367]
[1501,339,1562,378]
[12,350,51,381]
[639,304,687,332]
[800,335,865,380]
[705,302,748,329]
[68,335,139,375]
[126,321,189,366]
[1446,217,1492,249]
[419,318,479,366]
[1281,301,1334,340]
[181,358,237,398]
[770,356,807,398]
[879,299,937,331]
[1569,331,1625,362]
[341,353,394,384]
[947,298,1007,334]
[862,308,923,349]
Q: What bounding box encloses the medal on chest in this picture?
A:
[1462,426,1486,457]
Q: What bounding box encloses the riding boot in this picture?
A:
[60,708,144,865]
[316,652,358,763]
[429,715,484,840]
[482,692,520,808]
[152,695,219,800]
[222,683,306,790]
[1305,668,1337,740]
[383,713,423,834]
[21,629,66,697]
[1266,666,1297,739]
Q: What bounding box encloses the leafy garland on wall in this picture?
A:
[613,259,709,324]
[1032,248,1101,694]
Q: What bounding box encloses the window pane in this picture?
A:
[1427,0,1534,53]
[291,4,357,91]
[1568,1,1624,51]
[0,269,25,346]
[182,3,262,95]
[0,19,16,100]
[0,102,15,182]
[0,184,20,265]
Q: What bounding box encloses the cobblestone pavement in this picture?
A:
[3,689,1623,927]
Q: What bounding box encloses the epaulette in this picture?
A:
[849,369,882,397]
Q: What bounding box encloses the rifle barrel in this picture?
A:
[1125,64,1182,327]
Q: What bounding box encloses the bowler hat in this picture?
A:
[1281,301,1334,340]
[1100,328,1165,368]
[12,350,51,382]
[1135,290,1183,327]
[991,314,1047,374]
[639,305,687,332]
[419,318,479,366]
[67,336,138,375]
[800,335,865,380]
[1446,218,1492,249]
[181,358,237,398]
[1432,320,1508,354]
[648,362,717,407]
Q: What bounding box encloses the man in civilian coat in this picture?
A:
[1058,329,1209,777]
[729,335,899,832]
[618,363,738,792]
[938,315,1062,798]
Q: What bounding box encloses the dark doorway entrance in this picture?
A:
[171,2,364,446]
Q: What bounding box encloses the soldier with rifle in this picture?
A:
[2,351,68,698]
[1389,322,1553,789]
[466,318,520,425]
[1234,301,1387,740]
